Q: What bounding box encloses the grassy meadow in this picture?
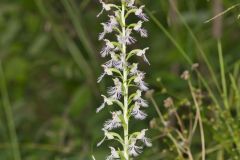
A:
[0,0,240,159]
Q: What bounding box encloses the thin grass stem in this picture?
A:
[0,61,21,160]
[217,40,230,109]
[188,80,205,160]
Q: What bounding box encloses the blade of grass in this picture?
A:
[35,0,99,97]
[188,80,205,160]
[145,8,192,65]
[144,7,221,108]
[144,2,240,156]
[217,40,229,109]
[216,42,240,153]
[0,61,21,160]
[229,74,240,118]
[205,3,240,23]
[171,3,221,93]
[61,0,99,71]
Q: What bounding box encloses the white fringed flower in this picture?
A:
[106,147,120,160]
[101,39,115,57]
[128,139,143,157]
[104,52,123,69]
[130,63,138,75]
[134,72,144,83]
[96,95,113,113]
[97,0,116,17]
[97,64,113,83]
[99,23,113,40]
[135,5,149,21]
[136,47,150,65]
[125,29,136,45]
[134,90,148,107]
[126,0,135,7]
[117,29,136,45]
[99,16,118,40]
[102,22,113,33]
[99,0,111,10]
[104,111,122,130]
[134,72,149,91]
[114,54,124,70]
[108,15,118,27]
[134,21,148,37]
[105,52,124,70]
[97,129,115,147]
[107,78,122,99]
[131,102,147,120]
[139,81,148,91]
[103,64,113,75]
[137,129,152,147]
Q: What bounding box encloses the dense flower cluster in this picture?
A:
[96,0,151,159]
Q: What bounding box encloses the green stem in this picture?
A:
[172,4,221,93]
[150,96,184,159]
[188,80,205,160]
[121,2,129,160]
[218,40,229,109]
[0,61,21,160]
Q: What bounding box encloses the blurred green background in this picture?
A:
[0,0,240,159]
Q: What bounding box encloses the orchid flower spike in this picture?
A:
[96,0,151,159]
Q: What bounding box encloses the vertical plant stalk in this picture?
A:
[0,61,21,160]
[168,0,178,27]
[218,40,229,109]
[121,3,129,159]
[212,0,223,39]
[96,0,151,159]
[188,80,205,160]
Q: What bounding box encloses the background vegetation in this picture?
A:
[0,0,240,159]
